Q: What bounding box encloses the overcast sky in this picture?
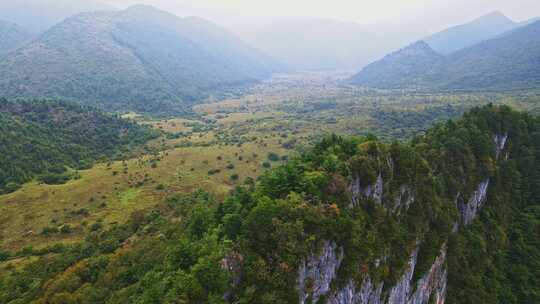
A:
[105,0,540,31]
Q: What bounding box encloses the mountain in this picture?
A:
[0,5,277,114]
[348,41,443,88]
[0,98,158,194]
[350,20,540,91]
[1,105,538,304]
[0,0,115,33]
[0,20,32,57]
[425,11,519,55]
[234,17,418,71]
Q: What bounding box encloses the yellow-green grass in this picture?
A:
[0,136,287,252]
[143,118,199,133]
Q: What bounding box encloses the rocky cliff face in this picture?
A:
[298,241,344,304]
[494,133,508,160]
[296,132,510,304]
[457,179,490,226]
[299,243,447,304]
[349,173,384,207]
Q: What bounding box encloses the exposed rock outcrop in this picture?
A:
[298,241,344,304]
[328,277,384,304]
[222,252,244,301]
[300,244,447,304]
[350,173,383,207]
[457,179,490,226]
[494,133,508,160]
[393,185,415,214]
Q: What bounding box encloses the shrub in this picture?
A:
[0,250,10,261]
[267,152,280,162]
[60,224,72,234]
[41,226,59,235]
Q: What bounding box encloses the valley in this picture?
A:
[0,2,539,302]
[2,72,539,253]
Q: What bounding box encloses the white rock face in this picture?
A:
[458,179,490,226]
[300,244,448,304]
[350,173,384,207]
[494,133,508,160]
[409,246,447,304]
[328,277,383,304]
[393,185,415,214]
[298,241,344,304]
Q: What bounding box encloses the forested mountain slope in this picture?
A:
[0,0,115,33]
[0,98,158,194]
[350,20,540,92]
[0,105,538,304]
[348,41,443,89]
[0,5,277,114]
[0,20,32,57]
[424,11,519,54]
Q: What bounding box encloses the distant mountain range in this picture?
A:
[0,0,115,33]
[0,20,32,57]
[424,11,520,55]
[350,19,540,91]
[0,5,277,114]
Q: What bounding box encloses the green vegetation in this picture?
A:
[0,19,31,56]
[0,98,158,194]
[1,105,537,303]
[0,5,277,115]
[350,20,540,91]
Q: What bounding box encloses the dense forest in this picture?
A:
[0,105,537,303]
[0,98,158,194]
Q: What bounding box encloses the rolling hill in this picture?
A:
[0,5,277,114]
[424,11,519,55]
[350,20,540,91]
[0,98,158,194]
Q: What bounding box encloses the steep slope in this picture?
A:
[1,105,538,304]
[0,98,158,194]
[350,20,540,91]
[425,11,518,55]
[0,5,276,114]
[349,41,443,89]
[0,20,32,56]
[0,0,115,33]
[436,20,540,90]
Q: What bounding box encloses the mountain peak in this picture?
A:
[425,11,518,54]
[475,10,514,24]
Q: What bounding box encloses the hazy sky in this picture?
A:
[105,0,540,31]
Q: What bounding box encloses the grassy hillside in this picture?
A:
[350,20,540,92]
[0,5,277,115]
[0,98,158,194]
[0,105,537,303]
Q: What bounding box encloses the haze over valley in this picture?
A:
[0,1,539,304]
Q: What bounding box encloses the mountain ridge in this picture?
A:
[0,19,32,57]
[424,10,519,54]
[0,5,277,114]
[350,20,540,91]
